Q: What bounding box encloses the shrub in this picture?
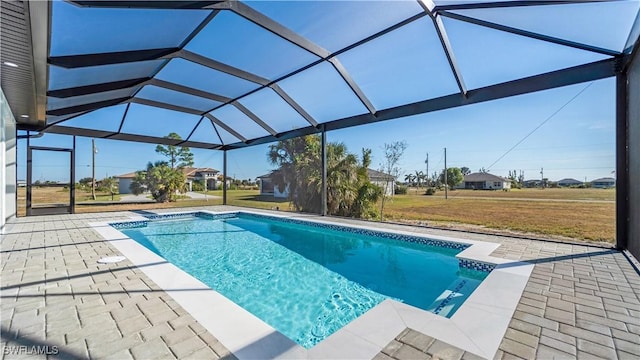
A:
[425,187,436,195]
[191,180,205,192]
[395,185,408,195]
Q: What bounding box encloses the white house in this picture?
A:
[116,172,137,194]
[558,178,584,187]
[367,169,395,196]
[258,168,395,198]
[459,172,511,190]
[592,177,616,188]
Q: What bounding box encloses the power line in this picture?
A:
[486,81,595,171]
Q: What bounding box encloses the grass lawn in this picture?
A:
[16,187,615,243]
[406,187,615,201]
[199,189,291,210]
[382,195,614,243]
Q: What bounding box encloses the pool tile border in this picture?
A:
[458,258,496,272]
[96,209,534,359]
[110,220,149,229]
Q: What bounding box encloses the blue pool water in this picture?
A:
[120,214,489,348]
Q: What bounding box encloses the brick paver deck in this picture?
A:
[2,207,639,359]
[1,211,235,359]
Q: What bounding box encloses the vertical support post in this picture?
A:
[616,72,629,250]
[321,127,327,216]
[91,139,96,200]
[444,147,448,199]
[26,132,31,216]
[71,136,76,214]
[223,149,227,205]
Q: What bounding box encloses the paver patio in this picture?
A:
[1,206,639,359]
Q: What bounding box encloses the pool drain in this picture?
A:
[97,256,126,264]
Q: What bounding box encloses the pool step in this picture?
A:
[427,278,476,317]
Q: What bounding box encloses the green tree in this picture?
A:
[79,177,92,185]
[267,135,381,218]
[439,167,464,190]
[191,179,205,192]
[129,133,193,202]
[131,161,187,202]
[155,132,194,170]
[460,167,471,176]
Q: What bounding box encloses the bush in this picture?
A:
[191,180,205,192]
[425,187,436,196]
[395,185,408,195]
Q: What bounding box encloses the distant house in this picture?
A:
[116,172,137,194]
[367,169,395,196]
[557,178,583,187]
[257,170,289,198]
[459,172,511,190]
[258,168,396,198]
[183,167,220,191]
[592,177,616,189]
[116,166,220,194]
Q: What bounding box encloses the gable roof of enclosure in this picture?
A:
[3,0,640,151]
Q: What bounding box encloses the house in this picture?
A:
[557,178,584,187]
[257,170,289,198]
[367,169,395,196]
[116,167,220,194]
[592,177,616,189]
[459,172,511,190]
[257,168,396,198]
[182,167,220,191]
[116,172,137,194]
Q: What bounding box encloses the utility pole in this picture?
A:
[425,153,429,187]
[444,148,448,199]
[540,167,544,189]
[91,139,97,200]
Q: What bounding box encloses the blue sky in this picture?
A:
[20,76,615,183]
[22,1,633,184]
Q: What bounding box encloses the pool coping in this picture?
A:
[90,209,534,359]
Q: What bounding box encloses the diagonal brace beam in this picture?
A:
[48,47,180,68]
[231,101,277,136]
[439,10,619,57]
[204,113,247,143]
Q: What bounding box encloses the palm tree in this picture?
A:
[415,170,425,189]
[131,161,187,202]
[422,171,430,187]
[404,173,415,187]
[268,136,380,217]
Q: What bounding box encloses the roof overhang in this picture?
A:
[1,0,49,129]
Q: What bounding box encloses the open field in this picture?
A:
[16,187,615,243]
[407,187,615,201]
[382,195,614,243]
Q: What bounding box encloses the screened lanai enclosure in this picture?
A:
[1,0,640,259]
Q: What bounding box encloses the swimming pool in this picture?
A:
[114,212,491,348]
